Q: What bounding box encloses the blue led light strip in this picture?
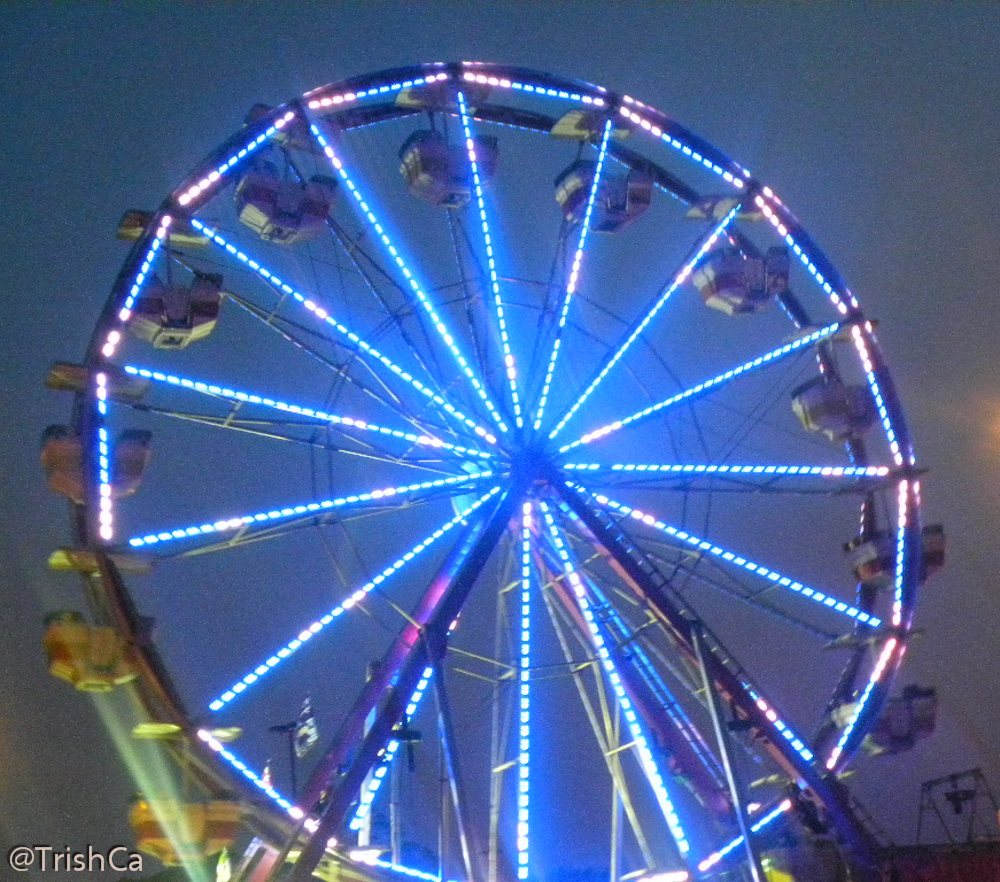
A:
[825,635,899,770]
[516,501,533,878]
[461,69,605,107]
[850,325,904,466]
[349,666,434,831]
[697,799,792,873]
[618,104,747,187]
[122,365,492,461]
[753,195,908,472]
[189,220,497,445]
[456,91,524,430]
[198,730,298,816]
[207,486,501,711]
[577,485,881,628]
[308,121,509,435]
[177,113,297,209]
[745,687,813,763]
[372,860,440,882]
[129,470,495,549]
[892,479,910,627]
[534,119,614,433]
[102,217,171,359]
[306,71,450,111]
[538,502,691,858]
[559,322,841,454]
[754,190,856,315]
[549,207,741,441]
[563,463,891,479]
[93,373,114,542]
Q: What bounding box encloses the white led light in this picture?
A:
[207,486,501,710]
[308,120,509,434]
[560,322,841,454]
[550,207,741,441]
[535,119,613,432]
[576,485,879,629]
[189,220,497,443]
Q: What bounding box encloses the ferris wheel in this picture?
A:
[42,63,942,882]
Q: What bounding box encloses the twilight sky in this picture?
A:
[3,4,1000,879]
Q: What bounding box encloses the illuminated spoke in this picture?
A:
[128,470,496,550]
[190,220,498,445]
[538,501,692,860]
[559,322,842,454]
[207,485,502,710]
[515,501,533,878]
[122,365,493,461]
[563,462,892,490]
[548,207,742,441]
[221,290,437,436]
[124,407,468,481]
[350,666,435,832]
[548,505,729,793]
[197,730,298,817]
[696,799,792,874]
[534,120,613,432]
[457,91,524,429]
[308,118,510,434]
[634,536,841,642]
[577,485,881,627]
[155,500,445,563]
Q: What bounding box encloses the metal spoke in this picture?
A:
[458,91,525,429]
[534,119,614,432]
[559,322,843,455]
[190,219,499,444]
[548,206,744,441]
[206,485,503,711]
[307,114,511,434]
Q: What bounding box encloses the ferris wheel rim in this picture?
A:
[64,61,923,880]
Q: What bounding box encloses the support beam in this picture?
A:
[691,623,765,882]
[281,483,521,882]
[555,480,878,871]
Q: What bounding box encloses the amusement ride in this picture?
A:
[41,63,943,882]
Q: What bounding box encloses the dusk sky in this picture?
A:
[3,5,1000,880]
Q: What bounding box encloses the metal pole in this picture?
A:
[269,721,299,801]
[278,484,520,882]
[555,480,879,870]
[391,754,401,865]
[691,622,765,882]
[431,656,479,882]
[288,727,298,801]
